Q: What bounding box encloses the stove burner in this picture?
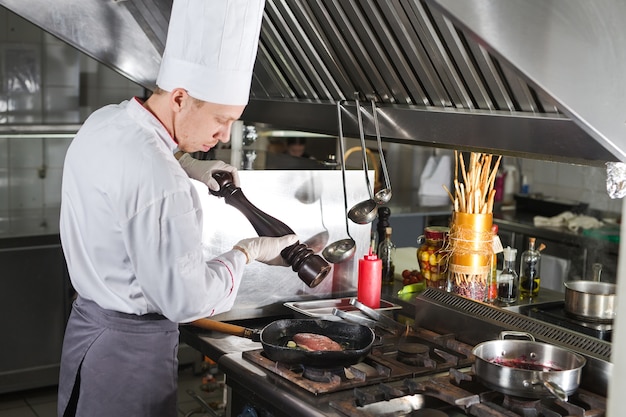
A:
[503,395,542,415]
[302,366,343,383]
[398,342,430,355]
[396,342,436,367]
[564,310,614,324]
[409,409,448,417]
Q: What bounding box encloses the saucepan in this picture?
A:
[191,318,375,367]
[472,331,586,401]
[564,263,616,322]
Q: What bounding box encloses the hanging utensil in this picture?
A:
[322,101,357,264]
[348,95,378,224]
[370,99,392,204]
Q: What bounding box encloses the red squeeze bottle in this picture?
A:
[358,248,382,309]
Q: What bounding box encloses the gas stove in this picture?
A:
[205,289,611,417]
[328,370,606,417]
[241,326,474,396]
[219,327,606,417]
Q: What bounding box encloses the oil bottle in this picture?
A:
[519,237,541,298]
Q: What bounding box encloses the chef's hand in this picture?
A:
[234,235,299,266]
[177,152,240,191]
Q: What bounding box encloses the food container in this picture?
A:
[284,298,401,321]
[416,226,449,290]
[447,212,493,301]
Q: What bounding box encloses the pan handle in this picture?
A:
[522,379,568,402]
[191,318,261,342]
[499,331,535,341]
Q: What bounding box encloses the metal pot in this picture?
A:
[564,263,616,322]
[472,331,586,400]
[191,318,375,367]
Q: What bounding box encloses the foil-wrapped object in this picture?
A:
[606,162,626,199]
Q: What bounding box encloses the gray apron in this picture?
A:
[58,297,179,417]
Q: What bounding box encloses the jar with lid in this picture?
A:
[416,226,449,289]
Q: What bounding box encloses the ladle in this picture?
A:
[322,101,357,264]
[371,99,392,204]
[348,95,378,224]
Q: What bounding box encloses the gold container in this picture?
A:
[448,212,493,301]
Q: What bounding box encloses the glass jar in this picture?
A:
[416,226,449,290]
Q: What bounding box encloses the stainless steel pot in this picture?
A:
[472,331,586,400]
[564,264,616,322]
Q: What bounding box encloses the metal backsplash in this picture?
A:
[196,169,373,321]
[0,0,621,164]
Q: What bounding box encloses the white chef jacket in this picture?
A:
[60,97,246,323]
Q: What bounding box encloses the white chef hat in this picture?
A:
[156,0,265,105]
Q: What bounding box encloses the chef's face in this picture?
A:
[172,89,245,153]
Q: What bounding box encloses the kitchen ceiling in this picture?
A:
[1,0,623,165]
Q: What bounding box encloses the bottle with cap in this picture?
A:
[378,227,396,285]
[497,246,518,303]
[520,237,541,298]
[358,246,382,309]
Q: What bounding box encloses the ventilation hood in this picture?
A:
[2,0,624,165]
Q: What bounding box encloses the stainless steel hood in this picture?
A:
[1,0,623,164]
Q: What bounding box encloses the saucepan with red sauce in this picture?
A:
[191,318,375,367]
[472,331,586,401]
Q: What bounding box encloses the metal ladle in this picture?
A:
[348,96,378,224]
[322,101,357,264]
[370,99,392,204]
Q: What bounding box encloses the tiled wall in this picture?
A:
[519,158,621,215]
[0,7,143,219]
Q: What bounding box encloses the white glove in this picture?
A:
[234,235,299,266]
[178,153,240,191]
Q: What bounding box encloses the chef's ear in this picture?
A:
[169,88,189,113]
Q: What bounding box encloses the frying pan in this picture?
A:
[192,318,375,367]
[472,331,585,401]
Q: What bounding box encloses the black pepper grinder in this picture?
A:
[209,170,331,288]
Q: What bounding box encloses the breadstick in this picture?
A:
[443,184,455,204]
[487,189,496,213]
[460,154,468,190]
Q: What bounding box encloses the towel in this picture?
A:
[534,211,604,232]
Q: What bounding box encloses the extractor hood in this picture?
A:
[1,0,624,165]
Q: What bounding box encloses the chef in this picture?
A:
[56,1,295,416]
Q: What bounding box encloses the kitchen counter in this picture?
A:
[494,209,619,249]
[390,247,565,310]
[0,207,61,247]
